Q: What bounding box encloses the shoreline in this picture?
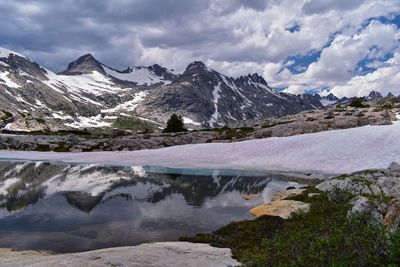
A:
[0,242,240,267]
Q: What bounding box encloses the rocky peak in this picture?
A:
[368,91,383,99]
[148,64,176,80]
[60,54,106,75]
[387,92,394,97]
[0,47,47,80]
[313,93,322,100]
[0,47,27,60]
[325,93,339,101]
[236,73,269,87]
[184,61,208,74]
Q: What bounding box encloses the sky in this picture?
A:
[0,0,399,97]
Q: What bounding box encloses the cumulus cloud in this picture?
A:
[0,0,399,96]
[330,52,400,97]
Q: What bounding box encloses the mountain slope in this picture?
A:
[0,48,323,131]
[136,61,323,126]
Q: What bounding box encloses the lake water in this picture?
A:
[0,159,300,253]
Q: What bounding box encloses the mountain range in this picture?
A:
[0,47,387,132]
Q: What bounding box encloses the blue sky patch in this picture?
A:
[285,23,301,33]
[284,50,321,74]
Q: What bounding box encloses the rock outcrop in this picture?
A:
[250,188,309,219]
[316,162,400,232]
[250,199,310,219]
[0,242,240,267]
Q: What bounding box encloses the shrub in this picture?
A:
[349,98,365,108]
[380,103,394,110]
[389,230,400,265]
[35,118,46,124]
[163,113,187,133]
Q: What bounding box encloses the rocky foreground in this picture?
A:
[0,242,239,267]
[249,162,400,232]
[180,162,400,266]
[0,107,395,152]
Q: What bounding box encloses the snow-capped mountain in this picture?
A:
[314,93,341,107]
[136,61,323,126]
[314,90,388,107]
[60,54,177,86]
[0,47,323,131]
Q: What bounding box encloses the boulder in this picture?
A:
[249,200,310,219]
[316,177,372,195]
[271,189,305,201]
[384,199,400,233]
[376,177,400,197]
[347,196,383,225]
[389,162,400,173]
[323,110,335,119]
[242,193,260,200]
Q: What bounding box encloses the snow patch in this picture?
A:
[101,91,148,113]
[104,66,171,86]
[320,99,337,107]
[65,115,112,128]
[0,178,20,196]
[5,122,400,175]
[183,117,201,126]
[209,82,221,127]
[44,70,126,96]
[0,71,20,88]
[52,112,73,120]
[0,48,25,59]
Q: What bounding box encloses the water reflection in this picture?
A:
[0,160,300,253]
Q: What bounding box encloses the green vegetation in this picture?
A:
[1,110,13,120]
[163,113,187,133]
[389,231,400,265]
[182,188,397,267]
[261,120,294,129]
[349,98,366,108]
[34,118,46,124]
[215,126,254,140]
[333,107,347,112]
[112,116,155,133]
[379,103,394,110]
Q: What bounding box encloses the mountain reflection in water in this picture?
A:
[0,160,300,253]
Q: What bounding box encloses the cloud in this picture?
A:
[330,52,400,97]
[0,0,399,96]
[302,0,366,14]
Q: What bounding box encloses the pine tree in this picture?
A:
[163,113,187,133]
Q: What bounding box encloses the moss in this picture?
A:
[35,118,46,124]
[377,103,394,110]
[333,107,347,112]
[112,116,155,133]
[336,174,350,180]
[1,110,13,120]
[215,126,254,140]
[285,187,323,202]
[261,120,294,129]
[180,215,285,260]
